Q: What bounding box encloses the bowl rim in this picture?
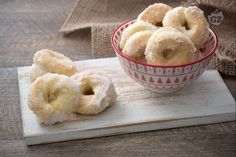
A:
[111,19,219,68]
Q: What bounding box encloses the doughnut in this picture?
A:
[119,21,158,50]
[145,27,196,66]
[28,73,79,125]
[123,30,153,62]
[137,3,172,26]
[194,51,204,61]
[71,71,117,115]
[30,64,47,82]
[30,49,77,81]
[162,6,209,48]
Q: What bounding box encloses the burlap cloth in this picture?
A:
[60,0,236,76]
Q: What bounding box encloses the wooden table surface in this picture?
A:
[0,0,235,156]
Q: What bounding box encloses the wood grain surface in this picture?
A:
[0,0,235,156]
[0,0,91,68]
[18,58,235,145]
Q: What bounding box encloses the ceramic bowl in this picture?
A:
[111,20,218,93]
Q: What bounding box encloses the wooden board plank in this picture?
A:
[18,57,236,145]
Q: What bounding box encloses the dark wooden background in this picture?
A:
[0,0,235,156]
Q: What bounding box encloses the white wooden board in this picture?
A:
[18,57,236,145]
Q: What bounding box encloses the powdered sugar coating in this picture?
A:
[30,64,47,81]
[123,30,153,62]
[28,73,79,125]
[119,21,158,50]
[71,71,117,115]
[30,49,77,81]
[163,6,209,48]
[137,3,172,26]
[145,27,196,65]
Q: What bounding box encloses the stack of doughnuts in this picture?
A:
[120,3,209,66]
[28,49,117,125]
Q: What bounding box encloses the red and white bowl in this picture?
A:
[111,20,218,93]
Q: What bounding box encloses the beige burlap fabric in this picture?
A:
[193,0,236,76]
[60,0,179,57]
[60,0,236,76]
[91,23,121,58]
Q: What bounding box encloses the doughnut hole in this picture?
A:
[83,84,95,95]
[156,22,163,27]
[48,92,57,103]
[80,82,95,106]
[161,49,175,60]
[183,21,190,30]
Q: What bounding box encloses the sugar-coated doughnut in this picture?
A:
[145,27,196,66]
[123,30,153,62]
[30,49,77,81]
[71,71,117,115]
[137,3,172,26]
[119,21,158,50]
[30,64,47,82]
[194,51,204,61]
[163,6,209,48]
[28,73,79,125]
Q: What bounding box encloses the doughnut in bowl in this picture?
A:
[111,20,218,93]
